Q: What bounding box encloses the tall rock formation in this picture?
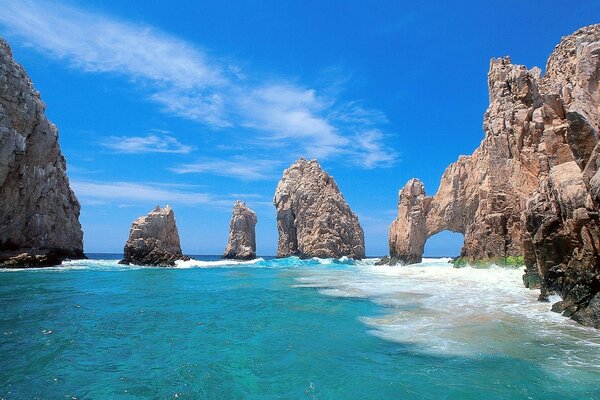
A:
[273,158,365,259]
[120,206,187,266]
[0,37,84,267]
[388,55,542,265]
[388,24,600,327]
[223,201,257,260]
[522,25,600,328]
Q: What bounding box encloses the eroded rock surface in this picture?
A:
[0,37,84,267]
[223,201,257,260]
[273,158,365,259]
[120,206,187,266]
[389,55,542,265]
[522,25,600,328]
[388,24,600,328]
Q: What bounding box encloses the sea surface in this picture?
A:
[1,255,600,399]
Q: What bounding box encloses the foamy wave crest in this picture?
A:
[175,257,265,268]
[292,258,600,376]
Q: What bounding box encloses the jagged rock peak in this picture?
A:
[0,36,84,268]
[223,201,257,260]
[273,158,365,259]
[120,205,188,266]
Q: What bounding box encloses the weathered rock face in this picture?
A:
[388,24,600,327]
[273,158,365,259]
[0,37,84,267]
[120,206,187,266]
[522,25,600,328]
[389,55,542,265]
[223,201,257,260]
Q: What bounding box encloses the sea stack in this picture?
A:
[273,158,365,259]
[120,205,187,266]
[0,37,84,267]
[223,201,257,260]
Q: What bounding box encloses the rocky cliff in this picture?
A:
[273,158,365,259]
[223,201,257,260]
[522,25,600,328]
[120,206,187,266]
[388,24,600,327]
[0,37,84,267]
[388,54,542,265]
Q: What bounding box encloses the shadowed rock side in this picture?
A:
[0,37,84,267]
[120,206,188,266]
[223,201,257,260]
[522,25,600,328]
[274,158,365,259]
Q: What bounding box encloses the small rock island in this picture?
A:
[120,205,188,266]
[223,201,257,260]
[273,158,365,259]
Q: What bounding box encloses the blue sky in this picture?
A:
[1,0,598,256]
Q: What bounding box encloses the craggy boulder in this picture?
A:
[120,206,188,266]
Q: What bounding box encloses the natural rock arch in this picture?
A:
[388,55,548,265]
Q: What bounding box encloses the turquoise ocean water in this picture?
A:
[1,255,600,399]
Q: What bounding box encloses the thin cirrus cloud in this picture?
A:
[71,180,237,208]
[0,0,398,168]
[102,135,195,154]
[170,158,281,181]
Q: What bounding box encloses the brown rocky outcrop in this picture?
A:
[0,37,84,267]
[273,158,365,259]
[388,24,600,327]
[120,206,188,266]
[223,201,257,260]
[522,25,600,328]
[388,56,542,265]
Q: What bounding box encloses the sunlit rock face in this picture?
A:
[389,56,542,265]
[120,206,188,266]
[273,158,365,259]
[0,37,84,267]
[388,24,600,328]
[223,201,257,260]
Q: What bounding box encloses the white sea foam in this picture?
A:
[293,258,600,376]
[175,257,265,268]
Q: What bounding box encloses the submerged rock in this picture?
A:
[0,37,84,268]
[223,201,257,260]
[273,158,365,259]
[120,206,188,266]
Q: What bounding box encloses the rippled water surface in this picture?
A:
[1,255,599,399]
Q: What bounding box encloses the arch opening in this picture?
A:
[423,230,464,258]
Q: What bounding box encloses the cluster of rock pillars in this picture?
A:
[0,25,599,328]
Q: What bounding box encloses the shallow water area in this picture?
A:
[1,255,599,399]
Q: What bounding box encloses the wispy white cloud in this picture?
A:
[353,130,397,168]
[71,180,237,207]
[0,0,398,168]
[102,134,194,154]
[170,158,279,181]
